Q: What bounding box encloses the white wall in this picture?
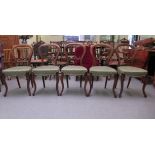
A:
[41,35,63,43]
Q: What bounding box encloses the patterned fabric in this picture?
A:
[61,65,87,75]
[32,65,59,75]
[117,66,147,76]
[90,66,117,76]
[2,66,31,76]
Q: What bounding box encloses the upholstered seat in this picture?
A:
[32,65,59,76]
[90,66,117,76]
[61,65,87,75]
[117,66,147,77]
[2,66,32,76]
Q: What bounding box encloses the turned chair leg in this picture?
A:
[105,76,108,88]
[16,76,21,88]
[26,73,31,96]
[80,75,82,88]
[1,73,8,97]
[32,74,37,96]
[42,76,45,88]
[142,75,147,98]
[66,75,69,88]
[119,74,125,98]
[56,72,59,96]
[127,77,132,88]
[112,74,118,98]
[84,73,93,97]
[59,72,64,96]
[91,76,94,89]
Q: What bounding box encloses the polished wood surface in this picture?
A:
[0,35,19,49]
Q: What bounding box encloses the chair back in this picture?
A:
[12,44,33,66]
[90,43,113,66]
[115,43,135,66]
[64,43,86,65]
[38,43,61,65]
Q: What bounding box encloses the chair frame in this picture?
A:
[31,43,61,96]
[59,43,87,96]
[85,43,118,97]
[1,44,33,96]
[115,43,148,98]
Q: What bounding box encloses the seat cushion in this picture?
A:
[32,65,59,75]
[90,66,117,76]
[2,66,31,76]
[61,65,87,75]
[117,66,147,76]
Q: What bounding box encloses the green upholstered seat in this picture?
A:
[61,65,87,75]
[32,65,59,75]
[2,66,32,76]
[90,66,117,76]
[117,66,147,77]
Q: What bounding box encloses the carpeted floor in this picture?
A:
[0,76,155,118]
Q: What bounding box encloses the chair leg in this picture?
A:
[59,72,64,96]
[66,75,69,88]
[105,76,108,88]
[127,77,132,88]
[142,76,147,98]
[112,74,118,98]
[42,76,45,88]
[26,73,31,96]
[97,76,99,81]
[31,76,33,88]
[91,76,94,88]
[119,74,125,98]
[56,72,59,96]
[84,73,93,97]
[1,73,8,97]
[0,78,2,92]
[16,76,21,88]
[32,74,37,96]
[80,75,82,88]
[114,74,119,89]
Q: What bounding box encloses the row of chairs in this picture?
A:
[0,43,148,98]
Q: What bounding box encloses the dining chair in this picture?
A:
[31,43,61,96]
[60,43,87,96]
[115,43,148,97]
[1,44,33,96]
[85,43,118,97]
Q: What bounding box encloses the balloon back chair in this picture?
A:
[85,43,118,97]
[1,44,33,96]
[31,43,61,96]
[115,43,148,97]
[60,43,87,96]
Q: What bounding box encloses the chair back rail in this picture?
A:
[38,43,61,65]
[12,44,33,66]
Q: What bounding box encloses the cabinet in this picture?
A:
[0,35,19,49]
[0,35,19,68]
